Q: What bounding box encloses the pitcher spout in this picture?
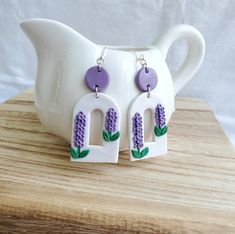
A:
[20,18,95,52]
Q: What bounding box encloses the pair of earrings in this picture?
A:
[70,48,168,163]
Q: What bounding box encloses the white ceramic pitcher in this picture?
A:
[20,18,205,150]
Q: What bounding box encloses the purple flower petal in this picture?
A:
[155,104,166,128]
[132,112,144,149]
[105,108,118,133]
[73,111,86,147]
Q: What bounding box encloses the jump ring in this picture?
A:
[95,85,99,98]
[96,57,104,66]
[147,85,151,98]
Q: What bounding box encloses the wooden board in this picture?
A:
[0,89,235,233]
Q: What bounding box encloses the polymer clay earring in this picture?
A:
[129,54,168,161]
[70,47,121,163]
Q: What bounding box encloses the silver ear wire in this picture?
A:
[138,54,148,69]
[134,52,148,70]
[95,47,107,96]
[96,46,107,71]
[134,52,151,98]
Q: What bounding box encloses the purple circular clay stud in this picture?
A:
[85,66,109,91]
[135,67,158,92]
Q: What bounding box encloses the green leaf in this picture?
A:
[154,126,162,136]
[161,126,168,135]
[79,149,90,158]
[141,147,149,157]
[70,147,77,159]
[110,131,120,141]
[103,130,110,142]
[132,149,142,158]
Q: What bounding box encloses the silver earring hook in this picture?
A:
[96,46,107,71]
[139,54,147,68]
[94,46,107,97]
[133,51,151,98]
[134,52,148,73]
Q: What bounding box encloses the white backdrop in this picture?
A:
[0,0,234,147]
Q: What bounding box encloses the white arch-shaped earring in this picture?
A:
[128,93,169,161]
[70,93,121,163]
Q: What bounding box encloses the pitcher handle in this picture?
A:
[153,24,205,95]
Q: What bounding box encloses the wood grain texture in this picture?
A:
[0,89,235,233]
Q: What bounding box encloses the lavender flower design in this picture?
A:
[103,108,120,142]
[70,111,90,159]
[73,112,86,147]
[131,113,149,159]
[154,104,168,137]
